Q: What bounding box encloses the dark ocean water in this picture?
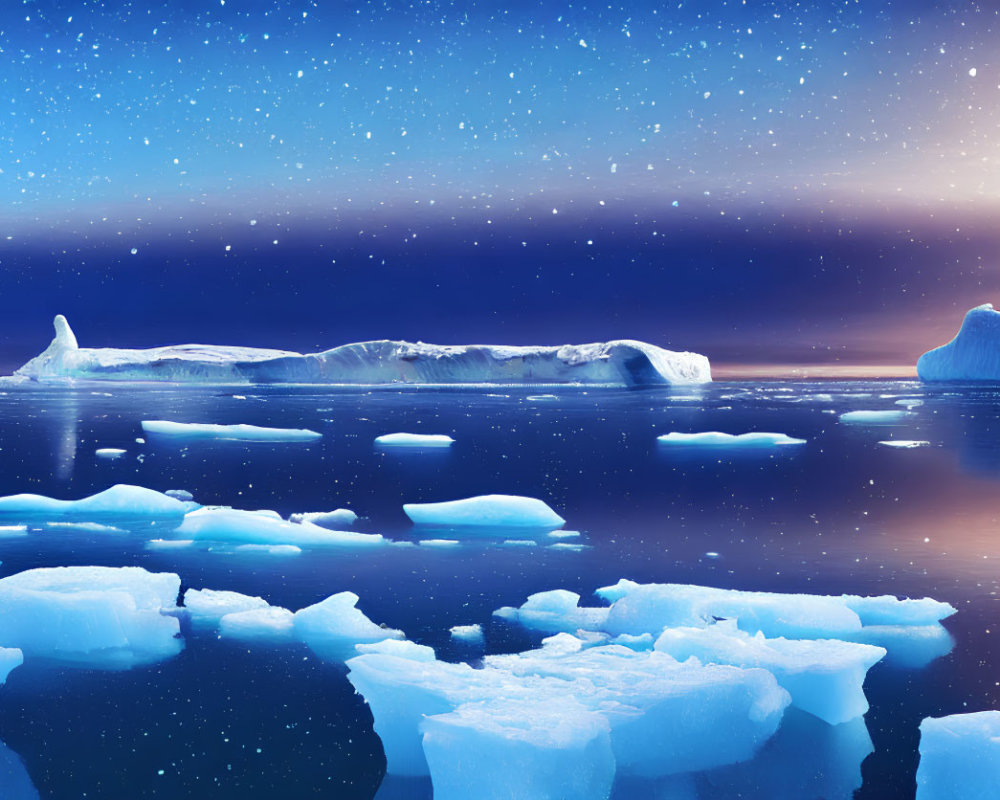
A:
[0,379,997,799]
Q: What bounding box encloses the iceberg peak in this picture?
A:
[52,315,79,351]
[918,304,1000,380]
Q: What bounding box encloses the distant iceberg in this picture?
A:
[657,432,806,447]
[141,420,322,442]
[14,315,711,386]
[918,303,1000,380]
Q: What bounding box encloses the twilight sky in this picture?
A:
[2,0,1000,373]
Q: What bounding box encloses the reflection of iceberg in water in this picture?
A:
[0,738,41,800]
[45,392,78,481]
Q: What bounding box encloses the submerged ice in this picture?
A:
[15,315,711,386]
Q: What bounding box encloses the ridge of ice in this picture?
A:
[14,316,711,386]
[0,484,188,524]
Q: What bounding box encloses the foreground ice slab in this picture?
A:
[404,495,565,529]
[176,507,387,547]
[0,484,188,525]
[421,698,615,800]
[349,643,788,781]
[657,432,806,447]
[141,420,322,442]
[0,566,182,668]
[294,592,405,659]
[14,315,711,386]
[375,433,455,447]
[916,710,1000,799]
[918,303,1000,381]
[653,621,886,724]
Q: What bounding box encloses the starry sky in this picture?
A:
[2,0,1000,374]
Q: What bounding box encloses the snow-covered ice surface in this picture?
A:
[142,420,322,442]
[287,509,358,528]
[839,410,910,424]
[916,711,1000,799]
[0,484,188,525]
[657,431,806,447]
[14,315,711,386]
[918,304,1000,381]
[175,507,388,547]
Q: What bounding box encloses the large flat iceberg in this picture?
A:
[0,484,189,526]
[918,303,1000,381]
[141,420,322,442]
[404,495,565,529]
[14,315,711,387]
[175,507,388,548]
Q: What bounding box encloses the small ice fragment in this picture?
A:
[288,509,358,528]
[141,420,322,442]
[235,544,302,556]
[878,440,930,448]
[375,433,454,447]
[184,588,270,625]
[449,624,484,644]
[419,539,460,548]
[657,432,806,447]
[548,530,581,539]
[95,448,126,459]
[164,489,194,501]
[404,495,565,529]
[146,539,195,550]
[839,410,909,424]
[502,539,538,547]
[548,543,588,551]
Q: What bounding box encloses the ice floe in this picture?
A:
[839,410,909,424]
[141,420,321,442]
[288,509,358,528]
[404,495,565,529]
[657,431,806,447]
[375,433,454,447]
[175,507,387,548]
[0,484,188,525]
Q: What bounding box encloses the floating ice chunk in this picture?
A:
[916,710,1000,798]
[494,590,610,634]
[234,544,302,556]
[657,431,806,447]
[219,606,294,641]
[375,433,455,447]
[548,529,581,539]
[839,410,909,424]
[147,538,194,550]
[183,588,270,625]
[165,489,194,501]
[356,639,438,662]
[502,539,537,547]
[0,484,187,524]
[141,420,322,442]
[288,509,358,528]
[653,620,885,724]
[421,698,615,800]
[852,624,955,668]
[0,566,182,668]
[176,507,387,547]
[897,398,924,407]
[404,495,565,529]
[293,591,405,660]
[842,594,955,626]
[917,304,1000,381]
[449,624,484,644]
[0,647,23,685]
[879,440,930,448]
[14,316,711,386]
[43,521,124,533]
[526,394,559,401]
[95,448,126,459]
[418,539,460,548]
[548,543,588,552]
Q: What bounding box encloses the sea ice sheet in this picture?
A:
[141,420,322,442]
[375,433,455,447]
[404,495,565,529]
[0,484,188,525]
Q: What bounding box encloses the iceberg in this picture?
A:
[657,432,806,447]
[918,303,1000,381]
[14,315,711,386]
[0,566,182,668]
[293,591,405,660]
[0,484,188,525]
[141,420,322,442]
[175,507,388,547]
[375,433,455,447]
[916,710,1000,799]
[95,448,126,459]
[839,410,910,424]
[183,588,271,626]
[404,495,565,529]
[879,440,930,448]
[347,643,788,780]
[288,509,358,528]
[421,698,615,800]
[449,624,484,645]
[653,620,886,724]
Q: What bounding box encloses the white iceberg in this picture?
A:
[449,624,484,644]
[879,440,930,448]
[0,566,182,668]
[14,315,711,387]
[175,507,387,547]
[293,591,405,660]
[839,410,909,424]
[916,710,1000,799]
[657,432,806,447]
[141,420,321,442]
[234,543,302,556]
[375,433,455,447]
[918,304,1000,381]
[653,620,886,724]
[0,484,188,524]
[288,509,358,528]
[404,495,565,529]
[95,448,126,459]
[421,698,615,800]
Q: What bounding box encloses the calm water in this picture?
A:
[0,379,997,799]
